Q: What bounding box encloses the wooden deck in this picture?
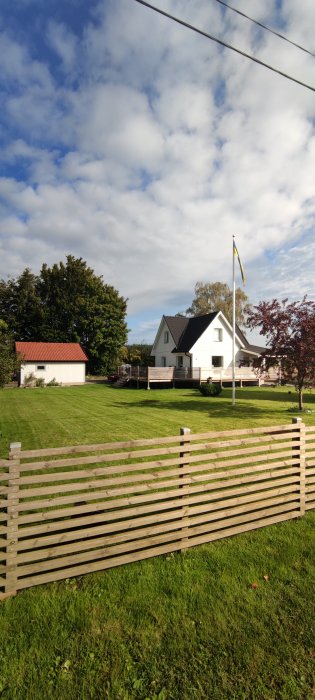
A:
[119,366,269,389]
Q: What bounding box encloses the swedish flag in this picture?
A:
[233,239,245,285]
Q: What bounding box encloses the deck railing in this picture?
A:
[122,366,260,385]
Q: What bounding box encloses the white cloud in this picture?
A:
[0,0,315,343]
[46,20,78,75]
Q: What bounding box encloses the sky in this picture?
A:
[0,0,314,345]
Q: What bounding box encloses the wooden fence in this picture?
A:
[0,419,314,599]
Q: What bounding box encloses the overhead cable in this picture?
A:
[132,0,315,93]
[213,0,315,58]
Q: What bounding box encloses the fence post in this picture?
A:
[292,418,305,517]
[5,442,21,597]
[180,427,191,551]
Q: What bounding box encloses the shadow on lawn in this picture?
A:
[112,396,265,421]
[111,387,314,421]
[244,387,315,404]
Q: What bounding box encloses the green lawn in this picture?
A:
[0,384,314,699]
[1,383,315,456]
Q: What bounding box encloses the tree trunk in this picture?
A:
[298,387,303,411]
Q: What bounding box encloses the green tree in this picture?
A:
[0,256,128,375]
[0,268,43,340]
[123,344,153,366]
[38,256,128,374]
[184,281,251,327]
[0,321,22,388]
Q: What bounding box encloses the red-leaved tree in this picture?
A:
[247,297,315,410]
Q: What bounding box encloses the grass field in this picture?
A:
[1,382,315,456]
[0,384,314,699]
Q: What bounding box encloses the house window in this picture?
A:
[212,356,223,368]
[36,365,46,371]
[161,356,166,367]
[164,331,169,343]
[214,328,223,342]
[177,356,184,369]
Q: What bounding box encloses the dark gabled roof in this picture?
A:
[163,312,266,355]
[243,343,267,355]
[234,324,248,347]
[164,313,219,353]
[235,325,266,354]
[175,313,219,352]
[164,316,190,348]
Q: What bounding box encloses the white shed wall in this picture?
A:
[20,362,86,385]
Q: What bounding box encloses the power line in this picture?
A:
[131,0,315,93]
[213,0,315,58]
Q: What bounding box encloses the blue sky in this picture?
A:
[0,0,315,344]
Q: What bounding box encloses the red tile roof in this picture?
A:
[15,342,88,362]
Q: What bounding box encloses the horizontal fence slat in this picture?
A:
[0,421,312,598]
[19,435,190,459]
[17,485,298,551]
[18,449,297,497]
[18,440,297,483]
[15,502,300,579]
[20,433,300,472]
[178,424,298,441]
[14,511,300,592]
[17,471,300,531]
[17,452,296,502]
[18,435,298,474]
[18,423,298,460]
[16,466,300,521]
[16,494,300,566]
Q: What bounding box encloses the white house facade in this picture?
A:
[151,313,264,372]
[16,342,88,385]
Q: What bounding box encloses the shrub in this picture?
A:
[35,377,45,388]
[199,382,222,397]
[46,378,60,386]
[23,372,36,387]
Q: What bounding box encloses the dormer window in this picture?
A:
[214,328,223,342]
[164,330,169,343]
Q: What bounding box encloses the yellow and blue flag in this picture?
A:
[233,239,245,285]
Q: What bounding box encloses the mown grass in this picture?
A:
[0,384,314,699]
[1,383,315,456]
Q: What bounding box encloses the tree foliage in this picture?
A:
[0,256,128,375]
[0,321,22,388]
[247,297,315,410]
[121,344,153,366]
[184,281,251,327]
[0,269,43,341]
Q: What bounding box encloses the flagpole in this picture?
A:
[232,235,236,406]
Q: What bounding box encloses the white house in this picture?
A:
[151,312,264,375]
[16,342,88,386]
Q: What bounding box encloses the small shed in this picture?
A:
[16,342,88,386]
